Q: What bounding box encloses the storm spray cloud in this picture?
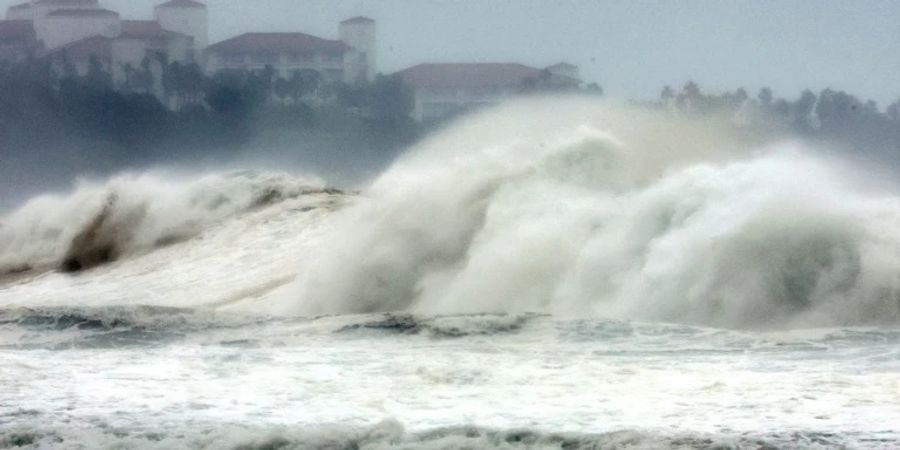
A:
[279,97,900,329]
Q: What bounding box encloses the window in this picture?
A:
[322,53,343,64]
[251,53,278,65]
[287,53,314,64]
[222,53,243,64]
[324,69,343,81]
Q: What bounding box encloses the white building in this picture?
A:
[0,20,39,62]
[205,16,376,85]
[39,22,193,96]
[8,0,100,22]
[154,0,207,54]
[396,62,581,122]
[36,8,121,49]
[0,0,207,103]
[3,0,207,51]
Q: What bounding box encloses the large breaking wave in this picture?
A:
[281,98,900,329]
[0,171,332,275]
[4,98,900,330]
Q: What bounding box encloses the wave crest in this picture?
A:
[0,171,334,274]
[283,99,900,328]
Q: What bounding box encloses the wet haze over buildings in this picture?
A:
[5,4,900,448]
[0,0,895,103]
[1,0,899,212]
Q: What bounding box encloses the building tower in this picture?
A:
[19,0,102,21]
[154,0,207,59]
[339,16,375,83]
[6,2,36,21]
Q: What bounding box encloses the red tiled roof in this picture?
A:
[156,0,206,8]
[340,16,374,25]
[46,8,119,17]
[36,0,99,5]
[396,63,545,89]
[44,34,112,60]
[0,20,36,40]
[206,32,348,55]
[547,62,577,69]
[120,20,163,38]
[119,20,184,40]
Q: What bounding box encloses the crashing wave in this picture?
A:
[0,170,340,274]
[281,98,900,329]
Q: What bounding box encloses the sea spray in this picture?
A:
[0,170,327,274]
[283,98,900,328]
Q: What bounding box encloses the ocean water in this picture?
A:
[2,99,900,449]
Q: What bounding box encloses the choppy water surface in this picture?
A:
[2,309,900,449]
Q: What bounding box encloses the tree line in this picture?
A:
[2,56,900,189]
[650,81,900,160]
[0,56,423,191]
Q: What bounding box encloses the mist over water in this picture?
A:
[278,98,900,329]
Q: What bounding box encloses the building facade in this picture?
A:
[396,62,581,122]
[0,0,207,104]
[204,16,376,85]
[0,20,39,62]
[1,1,204,73]
[0,2,589,121]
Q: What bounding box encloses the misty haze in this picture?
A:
[1,1,899,449]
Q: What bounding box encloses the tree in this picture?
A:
[368,74,413,124]
[120,63,135,93]
[273,76,292,104]
[163,61,207,108]
[659,85,674,106]
[85,56,112,91]
[732,88,749,105]
[293,69,321,100]
[162,60,182,99]
[792,90,817,130]
[206,85,246,113]
[887,101,900,122]
[122,57,154,94]
[179,63,207,104]
[757,87,773,108]
[583,82,603,96]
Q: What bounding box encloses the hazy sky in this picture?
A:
[5,0,899,104]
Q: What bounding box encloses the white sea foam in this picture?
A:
[279,98,900,329]
[0,170,326,274]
